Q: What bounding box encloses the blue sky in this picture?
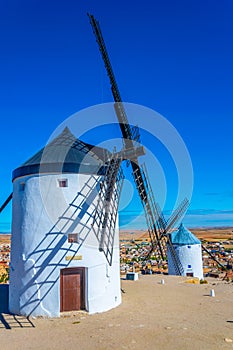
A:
[0,0,233,231]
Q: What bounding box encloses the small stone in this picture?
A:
[165,326,172,330]
[225,338,233,343]
[131,340,136,344]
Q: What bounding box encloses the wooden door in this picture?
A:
[60,267,85,312]
[186,272,194,277]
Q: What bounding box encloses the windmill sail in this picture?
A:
[88,14,190,273]
[93,151,124,265]
[165,198,189,233]
[0,193,13,214]
[88,13,164,258]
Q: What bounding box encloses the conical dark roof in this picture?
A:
[170,223,201,245]
[12,127,110,180]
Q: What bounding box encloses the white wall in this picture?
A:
[9,173,121,317]
[168,244,203,280]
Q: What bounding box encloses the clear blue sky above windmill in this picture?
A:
[0,0,233,231]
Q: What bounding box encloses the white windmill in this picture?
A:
[9,127,125,317]
[167,224,203,279]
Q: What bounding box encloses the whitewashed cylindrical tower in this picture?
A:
[9,127,121,317]
[167,223,203,279]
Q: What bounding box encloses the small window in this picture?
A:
[187,245,191,249]
[58,179,68,188]
[188,264,192,268]
[20,182,25,191]
[68,233,79,243]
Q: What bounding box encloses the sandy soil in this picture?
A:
[0,234,11,244]
[119,227,233,242]
[1,275,233,350]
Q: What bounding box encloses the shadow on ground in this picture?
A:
[0,284,35,329]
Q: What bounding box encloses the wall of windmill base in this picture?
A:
[9,173,121,317]
[87,262,122,314]
[9,257,121,317]
[167,244,203,280]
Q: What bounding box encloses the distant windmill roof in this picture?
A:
[12,127,110,181]
[171,224,201,245]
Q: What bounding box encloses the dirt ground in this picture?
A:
[119,227,233,242]
[0,234,11,244]
[1,275,233,350]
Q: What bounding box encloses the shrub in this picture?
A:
[0,267,9,283]
[200,279,208,284]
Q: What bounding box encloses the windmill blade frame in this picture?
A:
[0,193,13,214]
[93,151,124,265]
[165,198,189,233]
[88,14,191,273]
[88,13,164,258]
